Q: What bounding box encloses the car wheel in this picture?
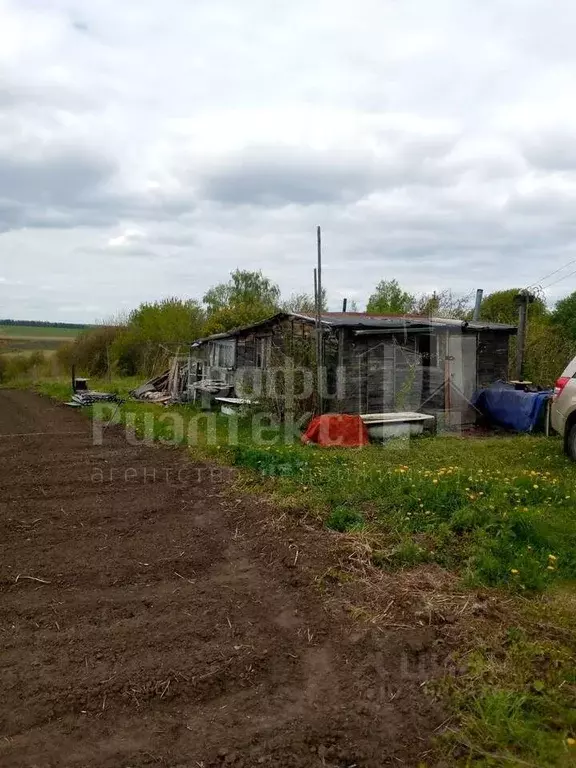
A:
[566,424,576,461]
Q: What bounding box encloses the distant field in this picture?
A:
[0,324,83,339]
[0,324,84,355]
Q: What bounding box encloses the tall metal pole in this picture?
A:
[316,226,323,413]
[473,289,483,321]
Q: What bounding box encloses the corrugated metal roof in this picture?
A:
[297,312,517,332]
[192,311,516,343]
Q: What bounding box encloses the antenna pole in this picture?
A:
[316,226,323,413]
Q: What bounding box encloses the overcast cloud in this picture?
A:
[2,0,576,321]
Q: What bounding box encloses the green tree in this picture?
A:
[125,298,204,342]
[414,290,471,319]
[113,298,205,375]
[58,325,123,377]
[551,290,576,341]
[203,269,280,314]
[524,320,576,387]
[479,289,547,325]
[366,279,415,315]
[281,289,327,315]
[203,269,281,334]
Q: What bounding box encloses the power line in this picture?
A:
[526,257,576,291]
[540,267,576,292]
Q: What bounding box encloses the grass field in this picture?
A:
[0,324,83,356]
[0,324,83,339]
[30,377,576,766]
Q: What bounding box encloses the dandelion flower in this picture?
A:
[511,569,519,575]
[567,738,576,747]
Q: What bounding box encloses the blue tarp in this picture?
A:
[473,384,552,433]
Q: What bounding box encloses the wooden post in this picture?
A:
[444,356,452,414]
[342,298,347,313]
[516,300,527,381]
[106,344,112,385]
[314,268,318,309]
[515,290,535,381]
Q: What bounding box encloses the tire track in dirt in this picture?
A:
[0,390,444,767]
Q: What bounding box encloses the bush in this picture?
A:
[52,298,205,379]
[523,319,576,387]
[58,325,123,377]
[0,351,50,383]
[111,298,205,377]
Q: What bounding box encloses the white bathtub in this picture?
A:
[360,412,435,440]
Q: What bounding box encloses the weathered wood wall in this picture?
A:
[336,331,425,414]
[197,321,513,418]
[476,331,510,386]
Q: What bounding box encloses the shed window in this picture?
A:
[209,340,235,368]
[256,337,271,368]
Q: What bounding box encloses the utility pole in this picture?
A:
[515,290,535,381]
[314,268,318,309]
[316,226,323,413]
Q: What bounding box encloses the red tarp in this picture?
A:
[301,413,370,447]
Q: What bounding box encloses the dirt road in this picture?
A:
[0,390,442,767]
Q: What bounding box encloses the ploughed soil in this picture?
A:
[0,390,447,768]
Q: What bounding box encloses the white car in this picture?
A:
[551,355,576,460]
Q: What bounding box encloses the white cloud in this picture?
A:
[107,228,146,247]
[2,0,576,320]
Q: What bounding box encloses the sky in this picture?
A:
[2,0,576,322]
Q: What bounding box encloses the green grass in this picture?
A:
[29,377,576,766]
[0,324,82,338]
[229,436,576,594]
[439,592,576,766]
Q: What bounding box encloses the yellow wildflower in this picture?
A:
[511,569,519,575]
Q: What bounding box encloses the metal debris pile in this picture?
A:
[66,392,123,407]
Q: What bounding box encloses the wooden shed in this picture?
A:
[190,312,517,425]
